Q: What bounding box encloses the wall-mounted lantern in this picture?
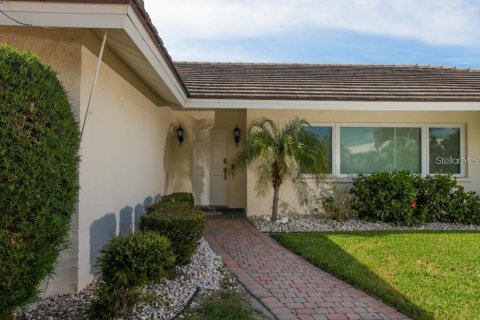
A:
[233,125,241,147]
[176,125,184,147]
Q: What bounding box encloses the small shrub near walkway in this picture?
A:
[140,201,205,265]
[182,289,270,320]
[89,232,175,319]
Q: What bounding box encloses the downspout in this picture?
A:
[80,30,108,140]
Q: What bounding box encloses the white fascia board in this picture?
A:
[0,1,187,107]
[124,6,187,105]
[185,99,480,111]
[0,2,128,28]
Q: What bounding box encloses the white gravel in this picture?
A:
[251,215,480,233]
[18,237,233,320]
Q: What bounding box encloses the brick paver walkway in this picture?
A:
[204,217,408,320]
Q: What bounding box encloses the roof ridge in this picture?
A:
[174,61,478,72]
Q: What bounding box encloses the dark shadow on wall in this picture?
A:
[89,213,116,275]
[89,194,163,273]
[119,206,133,237]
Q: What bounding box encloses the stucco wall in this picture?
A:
[77,32,173,290]
[246,109,480,217]
[172,110,247,208]
[0,26,83,296]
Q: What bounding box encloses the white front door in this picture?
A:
[192,129,227,206]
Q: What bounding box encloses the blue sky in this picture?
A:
[144,0,480,68]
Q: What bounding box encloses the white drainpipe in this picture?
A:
[80,30,108,140]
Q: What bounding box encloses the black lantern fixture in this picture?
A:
[233,125,241,147]
[176,125,184,147]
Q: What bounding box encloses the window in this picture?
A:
[306,126,333,174]
[340,127,421,174]
[306,123,464,178]
[429,127,462,174]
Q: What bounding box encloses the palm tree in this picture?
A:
[233,117,327,221]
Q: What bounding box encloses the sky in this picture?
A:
[143,0,480,67]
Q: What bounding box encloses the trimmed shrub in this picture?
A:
[89,232,175,319]
[160,192,195,208]
[0,45,80,316]
[351,171,421,225]
[448,186,480,225]
[351,171,480,225]
[140,202,205,265]
[416,174,457,222]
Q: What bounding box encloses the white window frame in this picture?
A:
[426,124,466,177]
[306,123,466,179]
[304,123,335,177]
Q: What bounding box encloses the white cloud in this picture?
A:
[144,0,480,46]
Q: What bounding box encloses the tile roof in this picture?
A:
[175,62,480,102]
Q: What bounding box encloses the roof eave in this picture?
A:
[0,0,189,107]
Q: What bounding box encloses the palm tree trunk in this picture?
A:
[271,184,280,221]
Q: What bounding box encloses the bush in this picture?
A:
[351,171,421,225]
[309,186,356,221]
[448,187,480,225]
[89,232,175,319]
[416,174,457,222]
[160,192,195,208]
[140,202,205,265]
[351,171,480,225]
[0,45,80,316]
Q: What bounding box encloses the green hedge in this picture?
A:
[0,45,80,317]
[140,201,205,265]
[160,192,195,208]
[89,232,175,319]
[351,171,480,225]
[351,171,420,225]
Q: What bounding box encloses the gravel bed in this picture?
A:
[251,215,480,233]
[18,237,232,320]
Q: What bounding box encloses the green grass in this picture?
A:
[272,231,480,320]
[183,290,261,320]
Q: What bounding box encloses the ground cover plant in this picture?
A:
[0,45,80,318]
[182,289,268,320]
[273,231,480,320]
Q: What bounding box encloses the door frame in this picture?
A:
[192,128,227,207]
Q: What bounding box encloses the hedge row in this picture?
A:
[351,171,480,225]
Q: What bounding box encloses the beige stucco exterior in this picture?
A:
[2,22,480,298]
[1,27,175,295]
[245,109,480,216]
[171,110,247,209]
[77,31,174,290]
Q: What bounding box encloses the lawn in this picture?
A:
[272,231,480,320]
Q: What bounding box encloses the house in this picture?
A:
[1,0,479,297]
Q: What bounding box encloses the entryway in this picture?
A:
[192,129,227,206]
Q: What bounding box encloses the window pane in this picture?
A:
[340,127,421,174]
[429,128,461,174]
[395,128,422,173]
[306,127,332,174]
